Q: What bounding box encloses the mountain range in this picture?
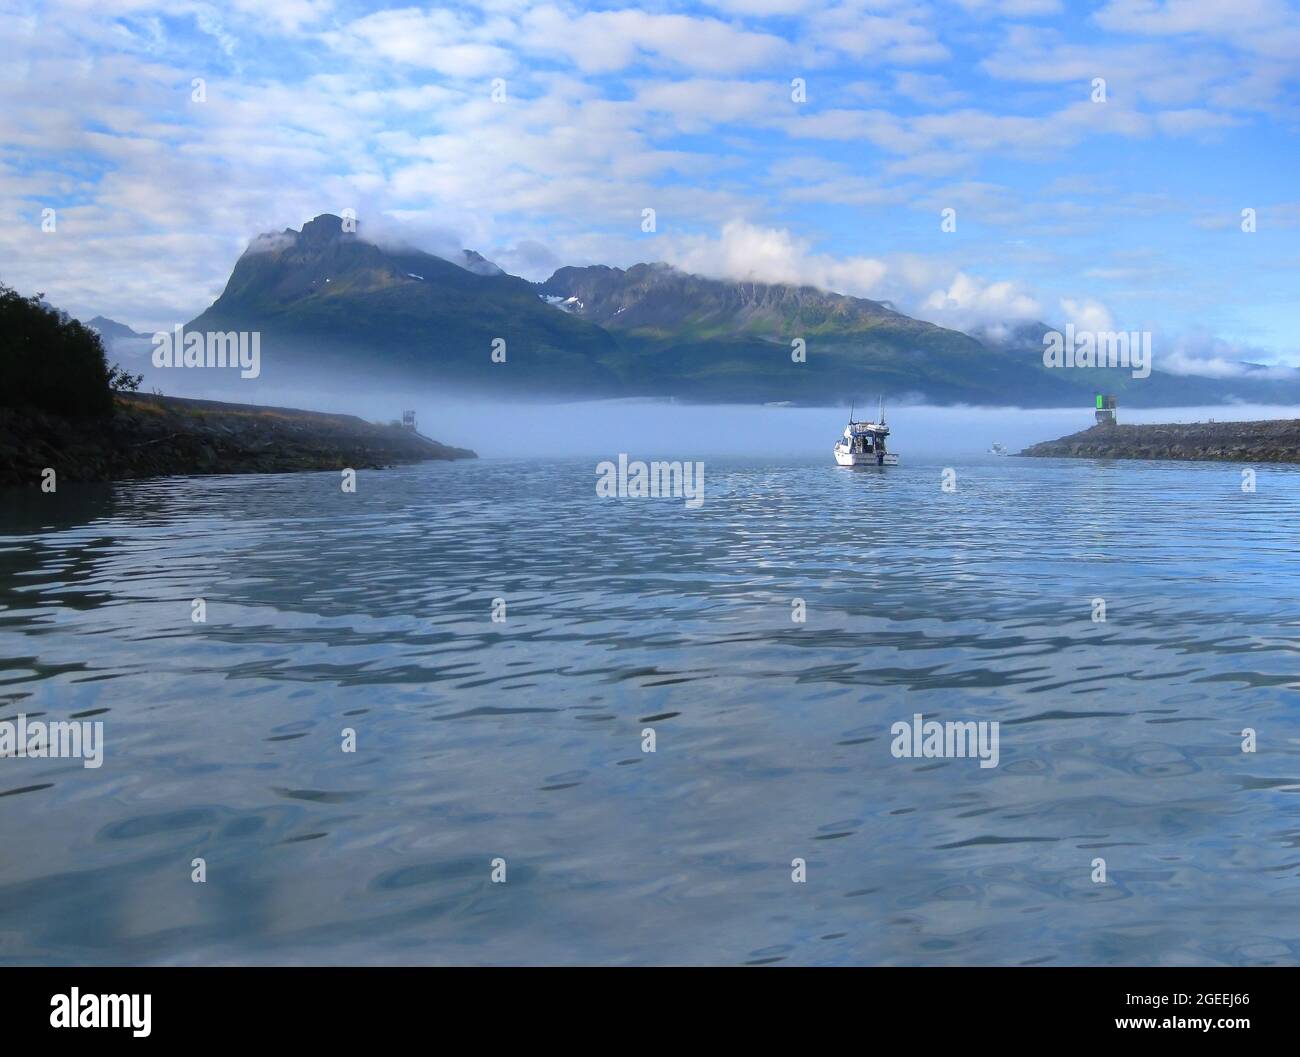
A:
[85,315,149,344]
[101,213,1300,408]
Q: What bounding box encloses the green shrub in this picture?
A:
[0,282,113,417]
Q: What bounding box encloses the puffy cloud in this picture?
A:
[633,78,794,133]
[806,3,950,65]
[521,6,790,74]
[337,4,794,78]
[654,221,1054,335]
[892,72,965,108]
[1093,0,1300,59]
[661,219,889,297]
[333,9,514,77]
[980,22,1295,113]
[1154,329,1300,378]
[3,0,1295,372]
[955,0,1061,13]
[1059,297,1116,332]
[919,273,1042,331]
[699,0,820,15]
[493,239,562,279]
[230,0,331,32]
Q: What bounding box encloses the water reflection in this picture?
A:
[1,456,1299,965]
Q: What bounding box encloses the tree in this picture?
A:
[0,282,114,417]
[108,363,143,392]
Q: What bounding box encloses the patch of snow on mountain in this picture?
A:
[540,294,583,313]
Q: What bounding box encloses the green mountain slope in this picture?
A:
[180,215,1300,407]
[538,263,1079,404]
[187,215,623,395]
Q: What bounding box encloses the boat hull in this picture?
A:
[834,449,899,466]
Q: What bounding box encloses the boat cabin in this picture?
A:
[841,421,889,454]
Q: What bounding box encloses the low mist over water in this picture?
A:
[108,356,1300,458]
[400,400,1300,459]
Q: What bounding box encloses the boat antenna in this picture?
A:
[878,396,884,425]
[849,401,854,425]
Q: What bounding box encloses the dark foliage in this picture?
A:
[0,282,113,417]
[108,363,144,392]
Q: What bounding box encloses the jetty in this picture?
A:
[1020,395,1300,464]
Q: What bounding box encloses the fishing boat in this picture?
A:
[989,442,1009,456]
[834,400,899,466]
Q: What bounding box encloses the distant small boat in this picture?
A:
[989,442,1009,456]
[834,400,899,466]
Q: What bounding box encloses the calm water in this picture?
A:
[2,455,1299,966]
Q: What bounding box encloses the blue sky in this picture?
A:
[3,0,1299,376]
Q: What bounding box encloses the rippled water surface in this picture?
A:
[2,456,1299,965]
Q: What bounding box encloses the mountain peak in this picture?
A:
[84,315,148,342]
[539,261,909,334]
[183,214,1299,408]
[460,249,504,276]
[297,213,351,245]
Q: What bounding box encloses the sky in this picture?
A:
[2,0,1299,375]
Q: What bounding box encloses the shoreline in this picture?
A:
[0,393,476,488]
[1018,418,1300,464]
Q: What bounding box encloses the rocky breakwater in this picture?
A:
[1019,419,1300,464]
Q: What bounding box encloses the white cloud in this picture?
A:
[1157,328,1299,378]
[919,273,1042,331]
[892,71,966,107]
[807,4,949,64]
[634,78,793,133]
[661,219,889,296]
[1094,0,1300,59]
[699,0,820,15]
[654,221,1053,335]
[230,0,331,32]
[1059,297,1115,331]
[521,7,790,74]
[1154,108,1238,135]
[956,0,1061,12]
[335,9,514,77]
[4,0,1294,372]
